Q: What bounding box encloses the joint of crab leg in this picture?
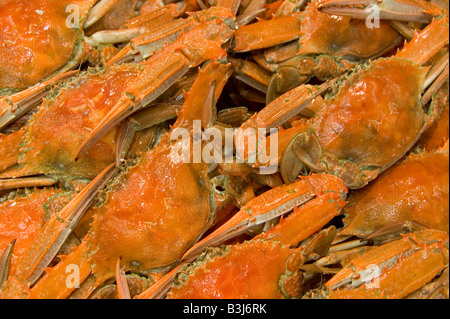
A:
[172,61,233,130]
[314,245,373,268]
[230,58,272,94]
[318,0,439,23]
[115,103,182,165]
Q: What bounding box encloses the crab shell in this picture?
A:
[298,0,401,59]
[293,57,428,188]
[0,188,73,278]
[4,63,143,180]
[0,0,97,91]
[416,82,449,151]
[340,142,449,237]
[167,240,306,299]
[82,140,213,284]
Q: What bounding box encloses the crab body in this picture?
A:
[0,0,95,92]
[0,63,143,182]
[0,188,73,279]
[295,57,426,188]
[340,141,449,237]
[168,240,304,299]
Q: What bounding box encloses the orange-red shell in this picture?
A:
[167,240,299,299]
[313,58,426,170]
[0,0,96,90]
[14,64,142,179]
[0,188,71,277]
[299,0,401,59]
[340,145,449,236]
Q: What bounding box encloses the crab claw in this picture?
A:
[318,0,445,23]
[75,18,234,158]
[182,174,348,261]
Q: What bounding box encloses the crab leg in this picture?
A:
[106,6,235,65]
[318,0,447,23]
[83,0,122,28]
[230,58,272,93]
[396,16,449,66]
[115,103,182,165]
[235,79,334,162]
[0,71,78,131]
[182,174,347,260]
[86,3,182,46]
[0,240,15,289]
[0,176,58,191]
[233,13,302,52]
[115,259,131,299]
[0,130,24,172]
[76,17,234,158]
[4,164,117,291]
[325,229,449,299]
[217,0,242,14]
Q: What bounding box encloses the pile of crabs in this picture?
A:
[0,0,449,299]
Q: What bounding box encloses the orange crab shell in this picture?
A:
[0,0,96,90]
[11,63,143,179]
[305,57,427,188]
[0,188,72,278]
[82,140,213,284]
[298,0,401,59]
[167,240,305,299]
[340,143,449,237]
